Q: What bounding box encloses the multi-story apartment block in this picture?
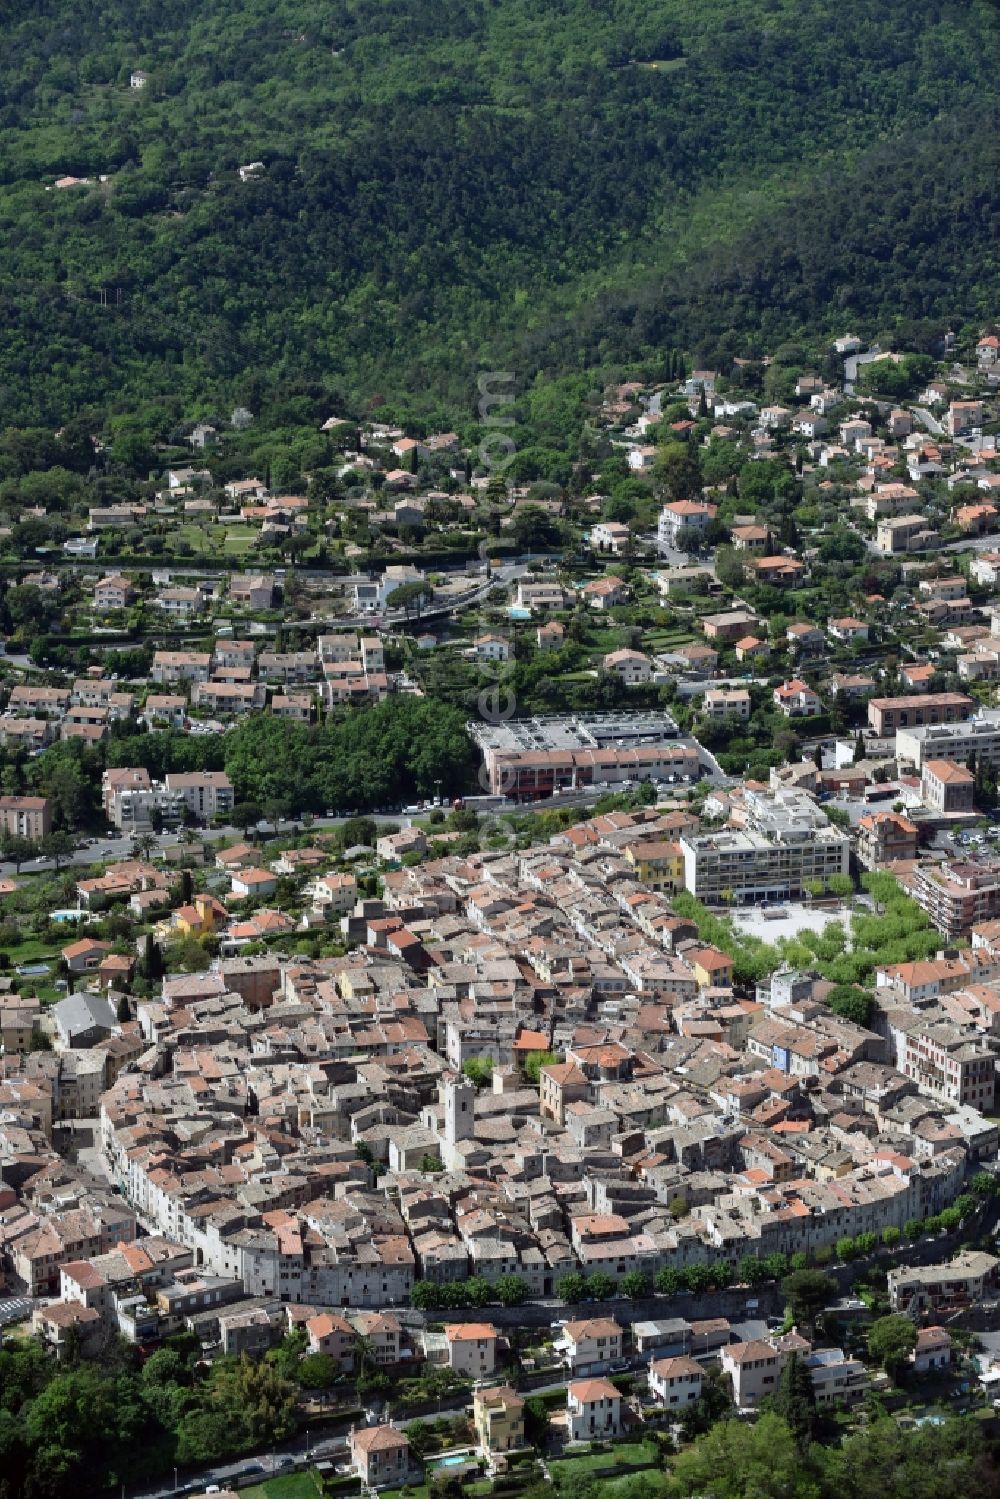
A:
[474,1386,525,1455]
[93,574,135,611]
[889,1250,997,1312]
[906,860,1000,937]
[902,1023,995,1110]
[7,684,71,718]
[191,681,266,714]
[868,693,974,737]
[150,651,212,685]
[857,811,919,869]
[875,514,937,555]
[803,1348,869,1407]
[443,1322,498,1377]
[0,795,52,842]
[229,573,276,609]
[703,688,751,721]
[623,839,685,893]
[948,400,983,437]
[720,1339,784,1409]
[566,1378,623,1441]
[163,772,234,822]
[680,786,850,903]
[559,1317,623,1373]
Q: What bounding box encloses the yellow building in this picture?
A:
[474,1385,525,1455]
[689,946,735,989]
[624,839,684,893]
[158,892,227,941]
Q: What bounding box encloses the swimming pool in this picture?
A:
[50,910,84,922]
[435,1454,472,1469]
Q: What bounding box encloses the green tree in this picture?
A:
[682,1263,718,1294]
[524,1049,558,1083]
[523,1394,550,1448]
[620,1270,649,1300]
[828,1413,995,1499]
[768,1352,816,1449]
[462,1056,494,1088]
[557,1272,588,1304]
[655,1266,683,1295]
[671,1411,811,1499]
[386,580,433,614]
[738,1256,769,1287]
[141,934,164,983]
[511,506,562,551]
[298,1352,337,1389]
[656,441,702,502]
[780,1269,836,1334]
[866,1314,917,1377]
[826,983,874,1028]
[494,1275,528,1307]
[586,1270,616,1301]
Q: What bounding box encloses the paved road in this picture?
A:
[843,345,883,394]
[130,1423,347,1498]
[127,1370,585,1498]
[1,772,727,879]
[912,406,944,436]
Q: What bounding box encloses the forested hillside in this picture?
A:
[1,0,998,422]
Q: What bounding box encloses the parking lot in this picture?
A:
[0,1297,34,1326]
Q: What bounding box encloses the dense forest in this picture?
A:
[0,698,480,830]
[0,0,997,423]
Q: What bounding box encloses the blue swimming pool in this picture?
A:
[436,1454,471,1469]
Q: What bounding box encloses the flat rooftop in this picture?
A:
[469,711,679,754]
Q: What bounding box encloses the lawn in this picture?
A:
[583,627,626,651]
[3,936,60,964]
[175,523,212,554]
[549,1439,659,1479]
[240,1472,323,1499]
[643,629,694,650]
[224,527,259,554]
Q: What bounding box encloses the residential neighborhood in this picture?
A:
[1,328,1000,1496]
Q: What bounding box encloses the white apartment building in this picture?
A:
[680,786,850,902]
[720,1339,784,1409]
[803,1348,869,1406]
[703,689,751,721]
[559,1316,623,1373]
[897,711,1000,773]
[648,1355,704,1407]
[163,772,234,822]
[566,1378,623,1441]
[443,1322,498,1377]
